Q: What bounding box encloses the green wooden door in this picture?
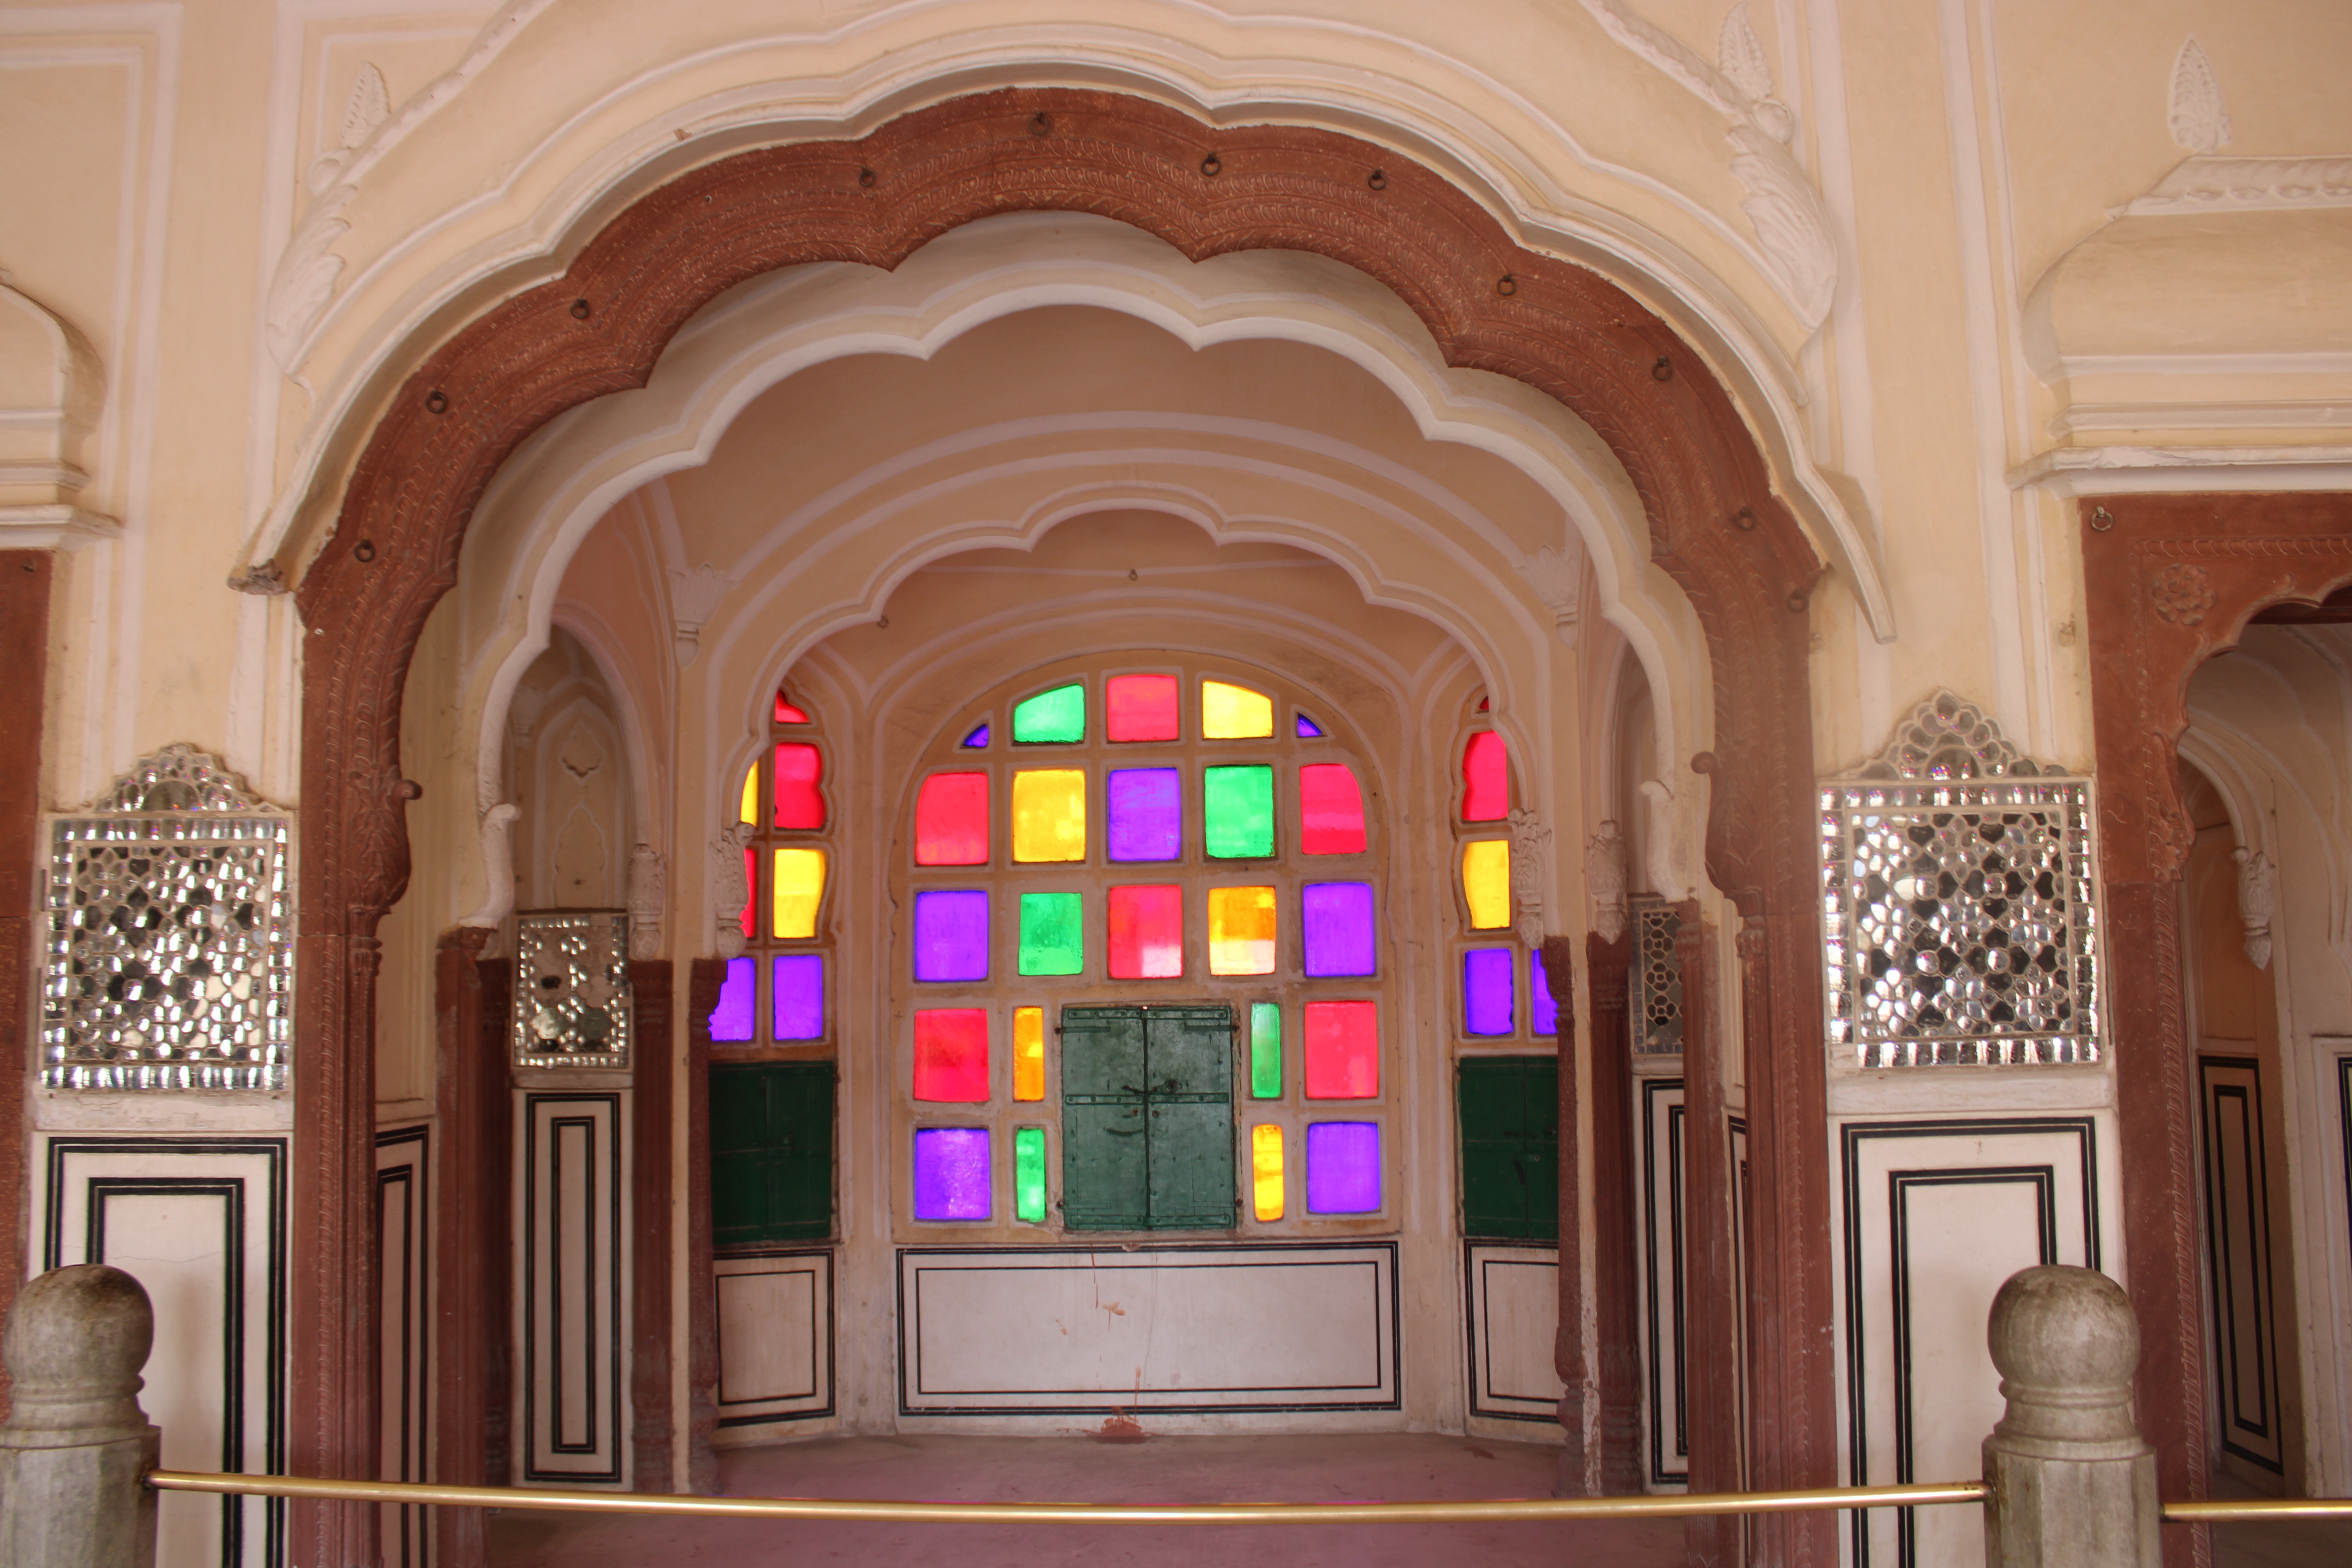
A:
[710,1061,835,1245]
[1457,1055,1559,1240]
[1061,1004,1235,1230]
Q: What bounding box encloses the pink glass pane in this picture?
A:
[915,773,991,865]
[708,956,756,1042]
[1304,999,1379,1098]
[913,1008,990,1101]
[1305,1122,1381,1213]
[1301,882,1376,977]
[1107,769,1181,862]
[913,890,990,982]
[1298,764,1367,855]
[773,743,826,829]
[1107,885,1184,978]
[1463,947,1514,1036]
[773,953,824,1041]
[1106,673,1180,742]
[739,846,756,941]
[1461,731,1509,822]
[913,1127,991,1220]
[1530,949,1559,1037]
[775,692,811,724]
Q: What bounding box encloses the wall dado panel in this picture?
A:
[516,1090,630,1485]
[1838,1116,2110,1568]
[897,1243,1398,1417]
[374,1125,430,1568]
[37,1135,287,1568]
[1639,1076,1689,1488]
[1463,1243,1564,1427]
[712,1248,834,1437]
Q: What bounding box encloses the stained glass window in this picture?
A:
[772,848,826,940]
[913,1009,989,1101]
[1249,1002,1282,1098]
[1013,1006,1046,1101]
[1014,1127,1049,1222]
[1018,892,1084,975]
[1013,682,1086,744]
[1011,769,1087,862]
[775,692,811,724]
[1251,1125,1286,1221]
[1461,839,1510,929]
[913,1128,991,1220]
[772,953,824,1041]
[1107,768,1181,862]
[1295,713,1325,739]
[1304,1000,1379,1098]
[1107,884,1183,978]
[1203,764,1275,858]
[961,721,990,749]
[739,768,759,825]
[1301,882,1376,976]
[740,845,757,940]
[1463,947,1515,1036]
[1529,948,1558,1038]
[1306,1123,1381,1213]
[1202,680,1274,739]
[773,743,825,829]
[1106,673,1180,742]
[913,889,990,982]
[1207,886,1277,975]
[915,773,990,865]
[1461,730,1509,822]
[710,956,757,1043]
[1298,764,1366,855]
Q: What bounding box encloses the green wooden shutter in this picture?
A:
[1457,1055,1559,1241]
[710,1061,836,1246]
[1059,1006,1151,1230]
[1143,1006,1236,1229]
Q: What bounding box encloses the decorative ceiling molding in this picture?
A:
[2007,444,2352,497]
[2122,155,2352,218]
[0,504,120,552]
[2167,37,2230,156]
[2049,400,2352,437]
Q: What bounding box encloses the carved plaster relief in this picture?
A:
[2121,38,2352,218]
[0,276,118,548]
[1586,820,1630,943]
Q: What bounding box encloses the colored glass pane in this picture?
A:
[1298,764,1367,855]
[1251,1125,1285,1221]
[739,846,756,940]
[1107,885,1184,979]
[775,692,810,723]
[915,772,990,865]
[771,848,826,939]
[1462,731,1509,821]
[1106,673,1181,742]
[1207,886,1277,975]
[1463,947,1515,1036]
[1249,1002,1283,1099]
[1304,1000,1379,1098]
[1530,949,1558,1037]
[1202,680,1274,739]
[739,765,759,825]
[773,953,824,1041]
[1296,713,1325,739]
[1462,839,1511,929]
[1306,1122,1382,1213]
[1301,882,1376,976]
[1106,768,1181,862]
[912,889,989,981]
[773,742,826,829]
[961,721,990,749]
[1203,764,1275,858]
[1014,1127,1048,1223]
[912,1008,989,1101]
[1013,1007,1046,1102]
[1476,696,1490,712]
[1012,683,1086,744]
[1011,769,1087,862]
[913,1127,991,1220]
[709,955,756,1042]
[1018,892,1084,975]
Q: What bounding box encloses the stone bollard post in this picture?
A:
[1982,1265,2162,1568]
[0,1265,161,1568]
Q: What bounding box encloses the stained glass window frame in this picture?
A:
[707,686,838,1056]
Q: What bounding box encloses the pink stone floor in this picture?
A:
[485,1432,1688,1567]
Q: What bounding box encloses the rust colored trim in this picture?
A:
[0,550,51,1422]
[1586,931,1641,1496]
[430,927,497,1568]
[1680,908,1742,1566]
[2080,491,2352,1568]
[629,962,675,1492]
[288,89,1831,1562]
[1539,935,1589,1493]
[684,958,723,1492]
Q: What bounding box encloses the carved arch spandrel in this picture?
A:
[291,87,1831,1566]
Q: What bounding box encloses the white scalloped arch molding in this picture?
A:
[248,5,1893,642]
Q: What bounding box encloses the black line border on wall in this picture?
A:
[1640,1076,1688,1486]
[713,1246,837,1428]
[2197,1056,2285,1473]
[521,1093,624,1485]
[374,1124,430,1568]
[1461,1240,1561,1424]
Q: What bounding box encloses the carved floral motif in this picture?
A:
[2151,562,2217,626]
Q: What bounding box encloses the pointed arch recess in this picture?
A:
[289,88,1829,1563]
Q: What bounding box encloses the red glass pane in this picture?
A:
[739,846,755,940]
[913,1009,990,1101]
[1107,885,1184,979]
[1461,731,1508,822]
[1298,764,1367,855]
[1106,673,1180,742]
[1303,1000,1379,1098]
[915,772,991,865]
[773,742,825,829]
[775,691,810,723]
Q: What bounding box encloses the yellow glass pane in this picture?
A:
[1251,1124,1285,1221]
[1462,838,1512,929]
[771,847,826,938]
[1011,769,1087,862]
[1207,886,1278,975]
[739,764,759,825]
[1014,1006,1045,1102]
[1202,680,1274,739]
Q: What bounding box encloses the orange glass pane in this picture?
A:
[1251,1125,1285,1221]
[1013,1006,1045,1102]
[1207,886,1277,975]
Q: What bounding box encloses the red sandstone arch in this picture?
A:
[288,89,1832,1565]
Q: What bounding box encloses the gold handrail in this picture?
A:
[148,1470,1984,1522]
[2165,1498,2352,1522]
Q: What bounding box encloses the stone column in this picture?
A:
[0,1265,160,1568]
[1983,1265,2162,1568]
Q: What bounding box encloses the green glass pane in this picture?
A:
[1012,682,1087,744]
[1018,891,1084,975]
[1203,764,1275,858]
[1014,1127,1048,1223]
[1250,1002,1282,1099]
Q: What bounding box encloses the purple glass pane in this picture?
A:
[913,889,990,982]
[961,721,990,749]
[913,1127,992,1220]
[1301,882,1376,977]
[1530,949,1558,1037]
[1463,947,1515,1036]
[1107,768,1181,862]
[708,955,756,1042]
[1305,1122,1381,1213]
[773,953,824,1041]
[1296,713,1325,738]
